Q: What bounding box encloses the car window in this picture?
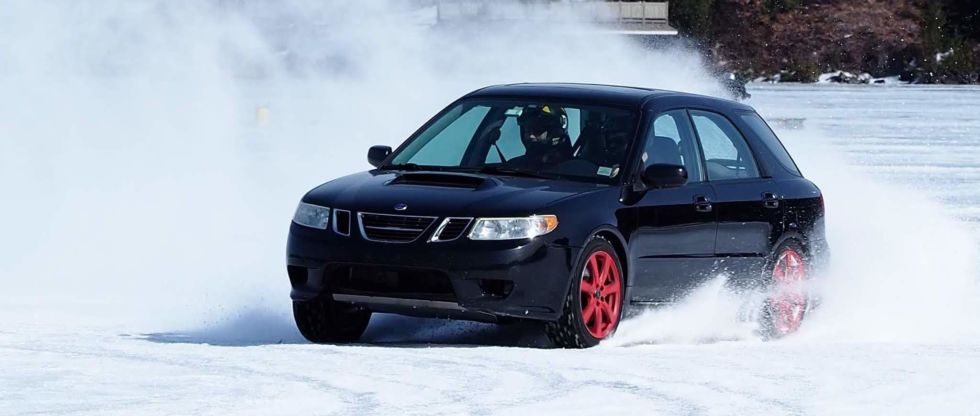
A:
[485,116,524,163]
[566,108,581,144]
[739,112,802,176]
[408,105,491,166]
[689,110,760,180]
[646,110,703,183]
[391,100,638,184]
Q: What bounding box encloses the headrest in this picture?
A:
[646,136,682,165]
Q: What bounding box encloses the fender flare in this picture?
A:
[771,230,809,257]
[559,225,632,311]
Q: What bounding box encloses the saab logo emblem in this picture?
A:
[394,203,408,211]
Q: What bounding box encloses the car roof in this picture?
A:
[463,83,752,112]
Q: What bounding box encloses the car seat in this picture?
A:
[645,136,683,166]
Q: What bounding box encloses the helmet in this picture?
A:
[517,105,568,156]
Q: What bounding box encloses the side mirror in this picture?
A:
[642,164,688,189]
[367,145,392,168]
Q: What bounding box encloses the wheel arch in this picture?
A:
[772,227,830,280]
[572,225,632,306]
[546,225,630,347]
[770,229,815,262]
[749,231,809,290]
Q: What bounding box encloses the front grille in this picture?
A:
[358,212,437,243]
[333,209,351,236]
[431,217,473,242]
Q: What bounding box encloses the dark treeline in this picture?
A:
[666,0,980,83]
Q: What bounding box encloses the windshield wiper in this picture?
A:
[472,165,553,179]
[383,163,550,178]
[382,163,437,171]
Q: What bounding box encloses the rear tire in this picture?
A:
[293,297,372,344]
[760,239,810,339]
[546,236,624,348]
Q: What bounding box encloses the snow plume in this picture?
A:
[0,1,720,331]
[782,129,980,344]
[606,276,761,347]
[611,127,980,346]
[10,1,969,347]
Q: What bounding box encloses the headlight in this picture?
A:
[468,215,558,240]
[293,202,330,229]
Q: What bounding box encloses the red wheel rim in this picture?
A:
[769,248,807,336]
[580,250,622,339]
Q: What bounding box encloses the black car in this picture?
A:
[287,83,828,348]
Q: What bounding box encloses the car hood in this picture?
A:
[303,170,609,217]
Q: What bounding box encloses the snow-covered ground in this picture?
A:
[3,319,978,415]
[2,2,980,414]
[3,84,979,416]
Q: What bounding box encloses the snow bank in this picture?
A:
[818,71,903,85]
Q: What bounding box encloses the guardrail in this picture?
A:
[604,1,669,23]
[435,1,670,24]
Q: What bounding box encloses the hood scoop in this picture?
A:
[389,172,487,189]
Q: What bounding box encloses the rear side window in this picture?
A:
[648,110,703,183]
[739,112,802,176]
[689,110,760,180]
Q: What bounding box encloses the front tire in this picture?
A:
[293,297,372,344]
[546,236,624,348]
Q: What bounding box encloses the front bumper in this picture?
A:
[286,222,579,321]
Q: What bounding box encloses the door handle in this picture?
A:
[762,192,780,209]
[694,195,713,213]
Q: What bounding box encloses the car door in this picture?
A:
[688,109,781,282]
[629,109,718,303]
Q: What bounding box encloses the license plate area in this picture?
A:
[327,264,456,302]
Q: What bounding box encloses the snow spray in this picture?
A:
[0,0,720,332]
[609,127,980,345]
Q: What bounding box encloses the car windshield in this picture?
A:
[388,100,638,184]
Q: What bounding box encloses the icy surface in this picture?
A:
[750,84,980,239]
[2,1,980,413]
[3,84,979,416]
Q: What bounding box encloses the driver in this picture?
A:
[505,105,573,169]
